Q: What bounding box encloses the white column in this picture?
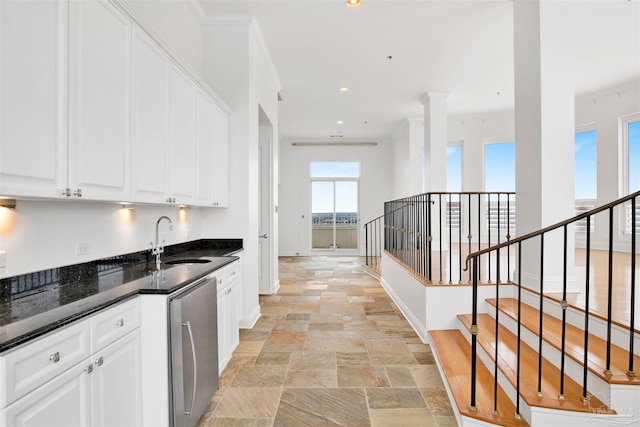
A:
[421,92,449,192]
[514,0,577,293]
[421,92,449,251]
[407,118,425,196]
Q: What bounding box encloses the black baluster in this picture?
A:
[605,208,614,376]
[582,216,591,403]
[629,198,637,377]
[537,233,544,397]
[559,225,568,400]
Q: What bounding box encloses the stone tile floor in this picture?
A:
[198,256,456,427]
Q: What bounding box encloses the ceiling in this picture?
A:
[196,0,640,142]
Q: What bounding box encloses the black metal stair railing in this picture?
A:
[466,191,639,418]
[371,192,515,284]
[364,214,384,273]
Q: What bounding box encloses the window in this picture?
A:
[622,114,640,235]
[575,129,597,200]
[628,119,640,194]
[574,128,597,233]
[310,162,360,178]
[447,145,462,192]
[310,162,360,250]
[484,141,515,192]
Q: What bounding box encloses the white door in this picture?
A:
[194,89,216,206]
[258,135,272,294]
[1,363,91,426]
[90,330,142,427]
[68,0,131,201]
[0,0,68,198]
[131,28,169,203]
[168,66,196,204]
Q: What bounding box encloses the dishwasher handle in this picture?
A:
[183,320,197,417]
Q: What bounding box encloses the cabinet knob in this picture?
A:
[73,188,82,197]
[49,352,60,363]
[84,364,93,374]
[115,318,124,327]
[61,188,71,197]
[95,357,104,367]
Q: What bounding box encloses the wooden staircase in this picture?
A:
[430,287,640,426]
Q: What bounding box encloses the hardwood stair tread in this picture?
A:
[430,329,529,426]
[458,314,614,415]
[487,298,640,385]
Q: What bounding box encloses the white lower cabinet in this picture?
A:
[90,329,141,427]
[216,261,241,374]
[2,362,91,426]
[0,298,141,427]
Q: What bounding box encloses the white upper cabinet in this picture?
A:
[67,0,131,201]
[131,28,169,203]
[0,0,230,207]
[195,89,216,206]
[168,67,197,204]
[0,0,68,198]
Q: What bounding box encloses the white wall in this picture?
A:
[0,200,202,278]
[201,17,281,326]
[278,141,393,257]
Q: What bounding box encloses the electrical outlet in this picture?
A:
[0,251,6,268]
[76,242,90,255]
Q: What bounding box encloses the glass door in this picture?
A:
[311,180,358,250]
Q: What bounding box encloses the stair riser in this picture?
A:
[487,304,613,403]
[459,321,534,425]
[519,288,640,354]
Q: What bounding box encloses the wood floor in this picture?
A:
[198,256,456,427]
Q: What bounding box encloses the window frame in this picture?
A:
[620,112,640,197]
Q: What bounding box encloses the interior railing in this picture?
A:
[466,191,639,417]
[377,192,516,284]
[364,215,384,273]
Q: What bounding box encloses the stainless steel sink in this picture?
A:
[165,259,212,265]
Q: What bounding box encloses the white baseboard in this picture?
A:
[239,305,261,329]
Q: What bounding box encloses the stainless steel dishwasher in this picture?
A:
[169,273,219,427]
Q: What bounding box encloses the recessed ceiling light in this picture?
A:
[337,120,344,124]
[346,0,361,8]
[339,87,349,92]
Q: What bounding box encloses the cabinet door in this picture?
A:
[68,0,131,201]
[1,362,91,427]
[194,89,216,206]
[0,0,68,198]
[213,105,230,207]
[90,330,142,427]
[168,66,196,204]
[131,28,169,203]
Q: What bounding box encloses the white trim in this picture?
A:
[239,305,261,329]
[619,112,640,198]
[379,276,428,343]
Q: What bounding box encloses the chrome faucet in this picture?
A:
[151,216,173,269]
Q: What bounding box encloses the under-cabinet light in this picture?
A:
[0,199,16,209]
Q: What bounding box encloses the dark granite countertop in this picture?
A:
[0,239,242,353]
